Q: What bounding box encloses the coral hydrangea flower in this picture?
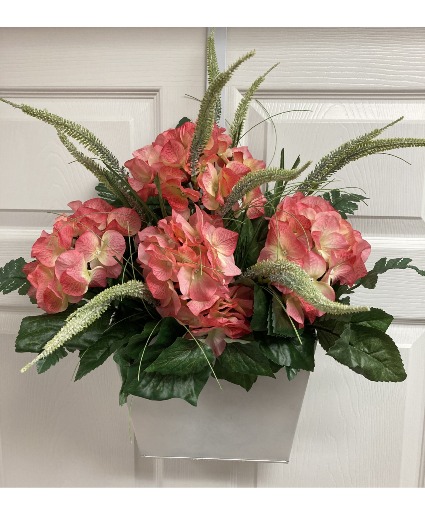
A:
[260,192,370,326]
[137,208,251,354]
[25,198,138,314]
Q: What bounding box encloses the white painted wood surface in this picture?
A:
[1,27,425,488]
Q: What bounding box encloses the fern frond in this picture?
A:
[189,50,255,174]
[219,162,312,217]
[298,117,407,194]
[229,63,279,146]
[20,281,154,373]
[56,130,129,205]
[244,260,369,316]
[0,98,120,171]
[206,30,221,123]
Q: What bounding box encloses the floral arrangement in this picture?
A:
[1,33,425,406]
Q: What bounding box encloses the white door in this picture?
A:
[1,27,424,487]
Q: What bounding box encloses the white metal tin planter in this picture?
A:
[128,369,309,463]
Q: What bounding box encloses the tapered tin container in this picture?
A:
[129,370,309,463]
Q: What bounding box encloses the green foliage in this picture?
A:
[315,307,405,382]
[206,30,221,123]
[176,116,191,128]
[220,164,311,217]
[95,182,124,207]
[145,337,214,376]
[74,317,142,380]
[259,331,315,372]
[250,284,270,332]
[229,63,278,146]
[286,367,299,381]
[233,215,261,270]
[20,281,154,374]
[355,257,425,290]
[327,325,406,382]
[217,342,275,377]
[0,257,30,295]
[213,358,257,391]
[268,296,296,337]
[298,117,425,194]
[16,309,78,354]
[189,50,255,173]
[57,130,123,202]
[322,189,368,219]
[122,365,211,407]
[36,348,68,374]
[115,324,212,406]
[315,308,393,350]
[245,259,369,316]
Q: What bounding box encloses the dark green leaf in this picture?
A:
[176,116,191,128]
[251,284,270,332]
[218,342,275,377]
[285,367,299,381]
[316,320,342,352]
[356,257,425,290]
[16,310,77,353]
[95,182,123,207]
[234,215,260,269]
[122,364,211,406]
[268,295,297,337]
[259,331,315,371]
[74,319,140,380]
[145,337,214,376]
[291,155,301,169]
[0,257,30,295]
[327,325,406,382]
[322,189,368,219]
[350,308,393,332]
[154,317,185,347]
[36,348,68,374]
[213,359,257,391]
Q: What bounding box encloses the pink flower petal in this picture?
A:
[106,208,141,236]
[75,231,101,262]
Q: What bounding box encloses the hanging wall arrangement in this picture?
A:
[1,32,425,462]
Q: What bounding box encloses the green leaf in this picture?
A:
[122,364,211,406]
[95,182,123,207]
[268,295,297,337]
[218,342,275,377]
[286,367,299,381]
[315,308,394,355]
[322,189,368,219]
[213,359,257,391]
[74,319,140,381]
[0,257,30,295]
[233,215,260,270]
[145,337,214,376]
[36,348,68,374]
[327,325,406,382]
[356,257,425,290]
[315,319,343,352]
[250,284,270,332]
[350,308,393,332]
[259,331,315,372]
[176,116,191,128]
[154,317,185,346]
[16,310,76,353]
